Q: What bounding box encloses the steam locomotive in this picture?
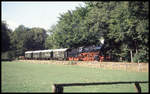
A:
[25,45,107,61]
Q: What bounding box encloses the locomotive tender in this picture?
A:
[25,45,105,61]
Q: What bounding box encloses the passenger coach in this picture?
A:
[25,48,68,60]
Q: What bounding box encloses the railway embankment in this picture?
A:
[17,60,148,72]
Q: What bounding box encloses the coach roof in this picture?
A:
[52,48,68,52]
[40,49,53,52]
[25,48,68,53]
[25,51,33,53]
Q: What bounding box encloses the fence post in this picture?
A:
[52,84,63,93]
[134,82,141,93]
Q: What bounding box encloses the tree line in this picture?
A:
[2,23,47,60]
[1,1,149,63]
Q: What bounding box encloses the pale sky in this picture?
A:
[2,1,86,31]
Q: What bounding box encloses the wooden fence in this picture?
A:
[52,81,148,93]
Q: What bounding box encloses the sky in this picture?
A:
[2,1,86,31]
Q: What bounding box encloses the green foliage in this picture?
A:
[1,51,16,61]
[27,27,47,50]
[9,25,48,57]
[133,49,149,63]
[10,25,29,56]
[2,1,148,63]
[44,1,149,63]
[1,21,12,52]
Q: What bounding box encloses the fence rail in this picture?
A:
[52,81,148,93]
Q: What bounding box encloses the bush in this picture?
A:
[133,49,149,63]
[1,51,16,61]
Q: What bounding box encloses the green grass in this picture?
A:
[1,61,149,93]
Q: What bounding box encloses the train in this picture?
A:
[24,45,109,61]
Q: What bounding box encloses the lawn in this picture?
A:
[1,61,149,93]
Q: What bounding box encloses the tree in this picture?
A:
[28,27,47,50]
[105,1,148,62]
[85,1,149,62]
[1,21,12,52]
[45,25,58,49]
[10,25,30,56]
[10,25,48,56]
[40,1,149,63]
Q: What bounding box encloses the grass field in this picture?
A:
[1,61,149,93]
